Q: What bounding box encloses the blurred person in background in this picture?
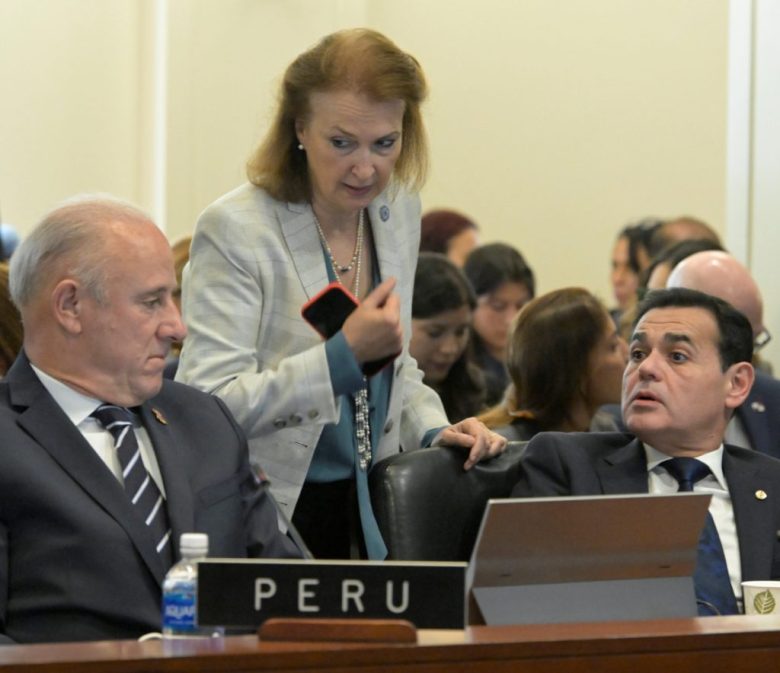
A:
[480,288,627,440]
[410,253,485,421]
[464,242,535,407]
[647,215,722,261]
[0,262,23,376]
[0,222,20,262]
[643,238,725,294]
[163,235,191,380]
[419,209,479,267]
[609,218,662,324]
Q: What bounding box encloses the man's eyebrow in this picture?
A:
[662,332,694,347]
[137,287,169,299]
[629,331,694,347]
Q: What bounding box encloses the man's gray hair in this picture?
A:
[9,194,154,309]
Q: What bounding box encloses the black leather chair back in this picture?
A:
[370,442,527,561]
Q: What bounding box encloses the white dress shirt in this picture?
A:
[31,365,166,496]
[644,443,741,601]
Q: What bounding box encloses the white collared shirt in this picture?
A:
[31,365,166,496]
[644,443,741,601]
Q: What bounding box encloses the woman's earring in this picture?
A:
[297,143,304,150]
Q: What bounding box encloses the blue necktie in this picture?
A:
[663,457,738,616]
[92,404,174,570]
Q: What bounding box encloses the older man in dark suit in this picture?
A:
[0,196,300,644]
[513,288,780,615]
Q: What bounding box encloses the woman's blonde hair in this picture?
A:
[247,28,429,203]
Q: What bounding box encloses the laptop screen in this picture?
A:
[467,493,710,624]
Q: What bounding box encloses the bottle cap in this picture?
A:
[179,532,209,557]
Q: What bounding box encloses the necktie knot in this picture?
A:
[91,404,134,432]
[663,457,712,492]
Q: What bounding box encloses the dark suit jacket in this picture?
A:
[512,431,780,584]
[0,354,300,644]
[737,371,780,459]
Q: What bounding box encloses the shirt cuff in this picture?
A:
[422,426,448,448]
[325,331,365,396]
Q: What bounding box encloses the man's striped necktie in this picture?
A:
[91,404,173,569]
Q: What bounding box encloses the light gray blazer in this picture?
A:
[176,182,448,517]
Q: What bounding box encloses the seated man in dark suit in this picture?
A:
[1,195,301,644]
[513,287,780,615]
[666,250,780,458]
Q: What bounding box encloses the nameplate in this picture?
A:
[198,559,467,629]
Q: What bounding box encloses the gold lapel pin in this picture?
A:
[756,490,768,501]
[152,408,168,425]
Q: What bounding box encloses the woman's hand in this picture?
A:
[341,277,403,365]
[434,417,507,470]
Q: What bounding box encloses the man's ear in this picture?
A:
[724,361,755,410]
[51,279,84,335]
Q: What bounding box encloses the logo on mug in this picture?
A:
[753,589,776,614]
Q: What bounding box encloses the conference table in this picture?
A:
[1,616,780,672]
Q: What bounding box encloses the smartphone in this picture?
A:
[301,281,358,339]
[301,281,398,376]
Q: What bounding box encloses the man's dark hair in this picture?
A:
[634,288,753,370]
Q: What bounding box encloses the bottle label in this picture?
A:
[162,586,197,632]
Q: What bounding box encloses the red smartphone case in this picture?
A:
[301,281,398,376]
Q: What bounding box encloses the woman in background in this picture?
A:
[463,242,535,407]
[609,218,661,323]
[410,253,485,421]
[419,209,479,267]
[480,288,628,440]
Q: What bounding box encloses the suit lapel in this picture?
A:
[138,402,195,562]
[280,196,404,299]
[738,388,772,457]
[367,194,402,285]
[723,447,775,580]
[596,438,650,494]
[8,356,168,585]
[280,201,330,301]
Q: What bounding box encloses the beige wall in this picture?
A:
[0,0,143,227]
[17,0,780,366]
[2,0,729,304]
[165,0,368,239]
[161,0,729,304]
[374,0,728,304]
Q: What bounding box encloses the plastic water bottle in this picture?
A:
[161,533,224,639]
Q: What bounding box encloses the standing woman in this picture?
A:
[177,29,504,560]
